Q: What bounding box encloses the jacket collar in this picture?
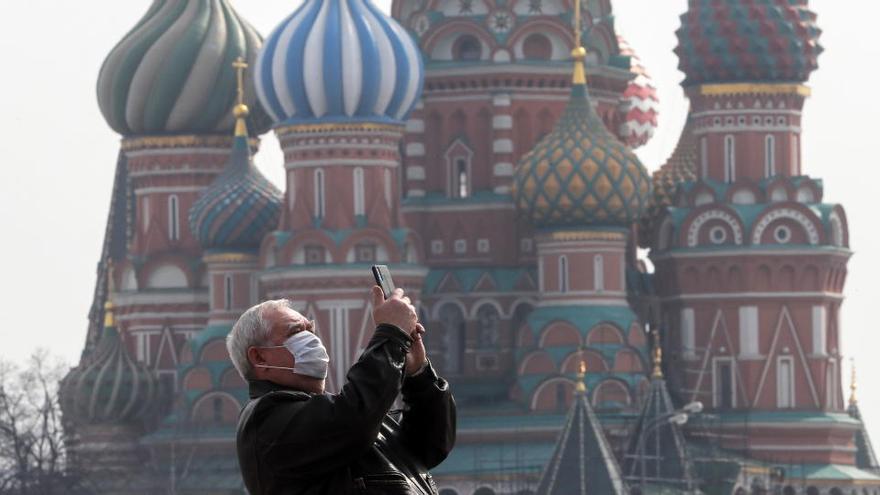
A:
[247,379,302,399]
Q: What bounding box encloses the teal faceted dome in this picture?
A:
[60,319,166,426]
[675,0,822,86]
[189,134,282,251]
[97,0,270,136]
[514,84,651,228]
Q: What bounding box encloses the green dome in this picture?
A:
[513,82,650,228]
[96,0,269,136]
[60,321,167,426]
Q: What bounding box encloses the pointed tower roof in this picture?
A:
[847,362,880,472]
[537,360,628,495]
[623,333,696,490]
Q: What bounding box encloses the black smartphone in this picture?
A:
[371,265,396,299]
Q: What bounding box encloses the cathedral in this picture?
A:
[59,0,880,493]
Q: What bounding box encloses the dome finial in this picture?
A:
[232,57,250,138]
[850,358,858,406]
[576,350,587,394]
[652,329,663,379]
[571,0,586,85]
[104,260,115,328]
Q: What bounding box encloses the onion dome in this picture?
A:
[255,0,423,126]
[675,0,823,86]
[514,49,650,228]
[60,301,165,426]
[616,36,659,149]
[638,117,698,246]
[96,0,269,136]
[189,64,282,251]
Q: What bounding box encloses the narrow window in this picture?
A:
[700,137,708,179]
[594,255,604,292]
[453,158,469,198]
[790,135,799,176]
[724,135,736,183]
[168,195,180,241]
[777,357,795,408]
[288,173,296,211]
[559,256,569,293]
[738,306,759,356]
[142,196,150,233]
[224,275,233,310]
[714,359,735,408]
[826,361,837,409]
[314,169,325,219]
[765,135,776,177]
[384,168,393,208]
[812,305,827,355]
[681,308,695,358]
[353,167,365,216]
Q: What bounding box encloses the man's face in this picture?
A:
[249,305,324,391]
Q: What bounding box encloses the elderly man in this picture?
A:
[228,286,456,494]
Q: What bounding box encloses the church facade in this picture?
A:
[60,0,880,494]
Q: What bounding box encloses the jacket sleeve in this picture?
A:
[258,324,413,478]
[398,358,457,469]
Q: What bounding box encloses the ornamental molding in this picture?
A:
[121,135,258,151]
[697,83,811,97]
[687,209,743,247]
[751,208,820,245]
[549,230,626,242]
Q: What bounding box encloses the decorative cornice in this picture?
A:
[121,135,259,151]
[697,83,811,97]
[549,231,627,242]
[274,122,404,137]
[203,252,259,264]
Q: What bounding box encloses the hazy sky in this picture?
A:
[2,0,879,443]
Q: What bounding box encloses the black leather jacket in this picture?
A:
[236,324,456,494]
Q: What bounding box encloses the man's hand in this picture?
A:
[371,286,418,334]
[405,324,428,376]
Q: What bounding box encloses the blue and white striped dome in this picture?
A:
[255,0,423,126]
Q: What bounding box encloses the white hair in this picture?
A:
[227,299,294,380]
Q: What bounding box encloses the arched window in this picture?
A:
[314,168,326,219]
[168,195,180,241]
[453,35,482,61]
[224,275,233,310]
[594,255,604,292]
[700,137,708,179]
[724,135,736,183]
[523,33,552,60]
[438,304,466,374]
[764,135,776,177]
[353,167,365,216]
[559,256,569,292]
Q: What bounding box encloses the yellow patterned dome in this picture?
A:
[513,72,650,228]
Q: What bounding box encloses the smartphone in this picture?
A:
[371,265,396,299]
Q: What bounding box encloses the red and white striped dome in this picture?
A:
[617,36,659,149]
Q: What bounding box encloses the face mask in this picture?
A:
[256,331,329,379]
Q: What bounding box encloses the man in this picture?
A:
[228,286,456,494]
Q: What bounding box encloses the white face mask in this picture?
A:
[256,330,330,379]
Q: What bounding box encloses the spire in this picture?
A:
[571,0,586,85]
[850,358,858,407]
[536,354,627,495]
[104,261,115,328]
[847,359,880,472]
[651,329,663,379]
[622,350,696,491]
[232,57,250,138]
